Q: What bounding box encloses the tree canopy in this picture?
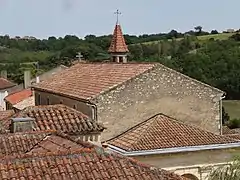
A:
[0,28,240,100]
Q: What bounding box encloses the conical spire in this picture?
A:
[108,24,129,53]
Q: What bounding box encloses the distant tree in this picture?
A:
[168,30,179,38]
[194,26,203,34]
[208,157,240,180]
[211,30,219,34]
[230,33,240,41]
[222,107,230,124]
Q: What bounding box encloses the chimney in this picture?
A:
[10,117,36,133]
[36,76,40,83]
[1,70,7,79]
[24,70,31,89]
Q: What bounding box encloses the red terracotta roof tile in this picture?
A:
[0,78,15,90]
[4,89,32,105]
[0,131,97,157]
[108,24,129,53]
[0,131,50,156]
[0,148,184,180]
[1,104,105,135]
[0,110,14,121]
[33,63,156,100]
[222,126,240,134]
[107,114,239,151]
[28,132,94,154]
[225,134,240,141]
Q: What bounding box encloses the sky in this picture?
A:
[0,0,239,39]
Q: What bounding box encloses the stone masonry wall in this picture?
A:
[95,64,224,141]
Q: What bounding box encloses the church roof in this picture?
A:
[106,114,239,152]
[108,24,129,53]
[33,63,157,100]
[1,104,105,135]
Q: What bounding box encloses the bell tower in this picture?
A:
[108,10,129,63]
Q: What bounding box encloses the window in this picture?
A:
[73,105,77,109]
[60,101,63,104]
[47,98,50,105]
[119,56,123,63]
[37,94,41,105]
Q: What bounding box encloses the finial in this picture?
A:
[114,9,121,25]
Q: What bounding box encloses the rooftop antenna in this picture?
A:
[114,9,121,25]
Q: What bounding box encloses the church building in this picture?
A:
[32,14,225,141]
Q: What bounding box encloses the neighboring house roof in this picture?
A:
[33,63,157,100]
[12,96,35,110]
[1,104,105,135]
[0,140,184,180]
[0,110,14,120]
[4,89,32,105]
[108,24,129,53]
[106,114,239,153]
[31,65,68,85]
[222,126,240,134]
[0,78,16,90]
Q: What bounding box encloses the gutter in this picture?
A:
[219,94,226,135]
[107,142,240,156]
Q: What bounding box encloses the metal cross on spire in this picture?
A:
[114,9,121,24]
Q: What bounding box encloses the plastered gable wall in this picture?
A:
[34,90,94,119]
[95,64,223,141]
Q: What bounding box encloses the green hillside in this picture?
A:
[223,100,240,119]
[135,32,236,45]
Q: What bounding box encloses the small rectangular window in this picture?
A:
[37,94,41,105]
[47,98,50,105]
[73,105,77,109]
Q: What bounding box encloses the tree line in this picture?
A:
[0,28,240,100]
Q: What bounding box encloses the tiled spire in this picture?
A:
[108,24,129,53]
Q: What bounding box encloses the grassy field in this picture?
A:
[223,100,240,119]
[136,33,236,45]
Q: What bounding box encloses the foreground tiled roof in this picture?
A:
[107,114,239,152]
[108,24,129,53]
[0,131,94,157]
[0,131,49,156]
[1,104,105,135]
[0,110,14,120]
[28,131,93,154]
[4,89,32,105]
[0,78,15,90]
[0,149,183,180]
[33,63,156,100]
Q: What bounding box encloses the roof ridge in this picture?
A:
[106,113,164,143]
[24,132,52,153]
[128,118,158,150]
